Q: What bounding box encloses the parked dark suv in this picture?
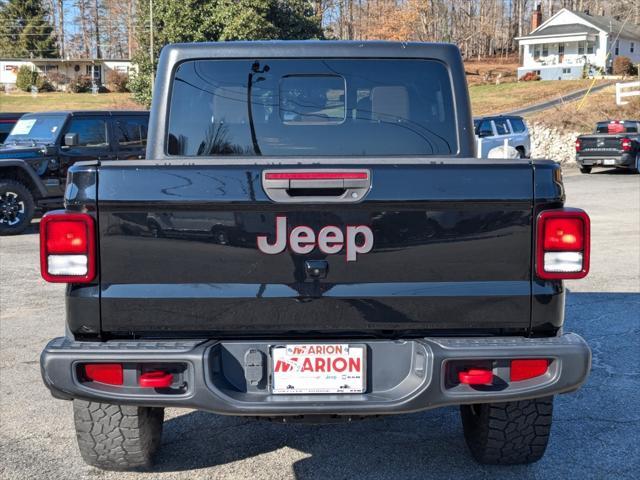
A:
[0,110,149,234]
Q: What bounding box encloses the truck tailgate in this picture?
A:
[97,161,534,337]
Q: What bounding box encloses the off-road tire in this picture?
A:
[460,396,553,465]
[579,166,592,174]
[73,400,164,470]
[0,180,35,235]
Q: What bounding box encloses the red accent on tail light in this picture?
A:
[265,171,368,180]
[510,359,549,381]
[40,211,96,283]
[139,371,174,388]
[536,209,590,280]
[458,369,493,385]
[84,364,123,385]
[621,138,632,152]
[543,217,585,251]
[575,139,581,152]
[46,220,88,253]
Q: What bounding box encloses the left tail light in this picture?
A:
[536,209,590,280]
[40,211,96,283]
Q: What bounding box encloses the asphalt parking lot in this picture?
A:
[1,167,638,480]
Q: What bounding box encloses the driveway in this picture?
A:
[0,166,638,479]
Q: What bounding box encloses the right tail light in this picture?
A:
[536,209,590,280]
[621,138,632,152]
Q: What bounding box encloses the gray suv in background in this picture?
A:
[474,115,531,158]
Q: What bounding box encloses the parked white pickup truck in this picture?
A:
[475,115,531,158]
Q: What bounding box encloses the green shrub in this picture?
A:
[15,65,38,92]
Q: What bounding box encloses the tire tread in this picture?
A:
[73,400,163,470]
[461,396,553,465]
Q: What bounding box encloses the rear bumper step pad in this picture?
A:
[41,333,590,416]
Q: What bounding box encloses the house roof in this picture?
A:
[570,10,640,40]
[524,23,599,38]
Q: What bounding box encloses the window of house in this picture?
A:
[533,45,541,58]
[578,42,585,55]
[558,43,565,54]
[562,68,571,74]
[615,40,619,55]
[631,42,635,53]
[85,65,100,79]
[542,45,548,56]
[587,41,595,54]
[64,117,108,147]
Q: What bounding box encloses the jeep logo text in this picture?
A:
[257,216,373,261]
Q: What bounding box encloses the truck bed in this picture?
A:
[65,158,564,338]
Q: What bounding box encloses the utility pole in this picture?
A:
[150,0,154,95]
[94,0,101,59]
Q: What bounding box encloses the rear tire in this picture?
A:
[579,166,592,174]
[460,396,553,465]
[0,180,35,235]
[73,400,164,470]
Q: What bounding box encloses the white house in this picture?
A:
[516,7,640,80]
[0,58,134,89]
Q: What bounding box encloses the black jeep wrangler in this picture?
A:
[0,110,148,234]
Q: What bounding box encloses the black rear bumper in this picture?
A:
[41,334,591,416]
[576,153,637,168]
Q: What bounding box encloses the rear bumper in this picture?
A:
[576,153,636,167]
[41,333,591,416]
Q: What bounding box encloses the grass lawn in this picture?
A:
[469,79,607,116]
[1,81,612,119]
[0,92,143,113]
[526,85,640,132]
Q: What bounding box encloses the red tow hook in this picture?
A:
[139,371,174,388]
[458,369,493,385]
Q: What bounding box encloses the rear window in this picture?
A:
[167,59,457,156]
[596,122,638,133]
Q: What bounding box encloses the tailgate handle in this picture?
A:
[262,169,371,203]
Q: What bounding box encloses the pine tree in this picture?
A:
[0,0,57,58]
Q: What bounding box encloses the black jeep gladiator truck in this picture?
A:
[0,110,149,235]
[39,41,591,470]
[575,120,640,174]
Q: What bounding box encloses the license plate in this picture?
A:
[603,159,616,165]
[271,344,365,394]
